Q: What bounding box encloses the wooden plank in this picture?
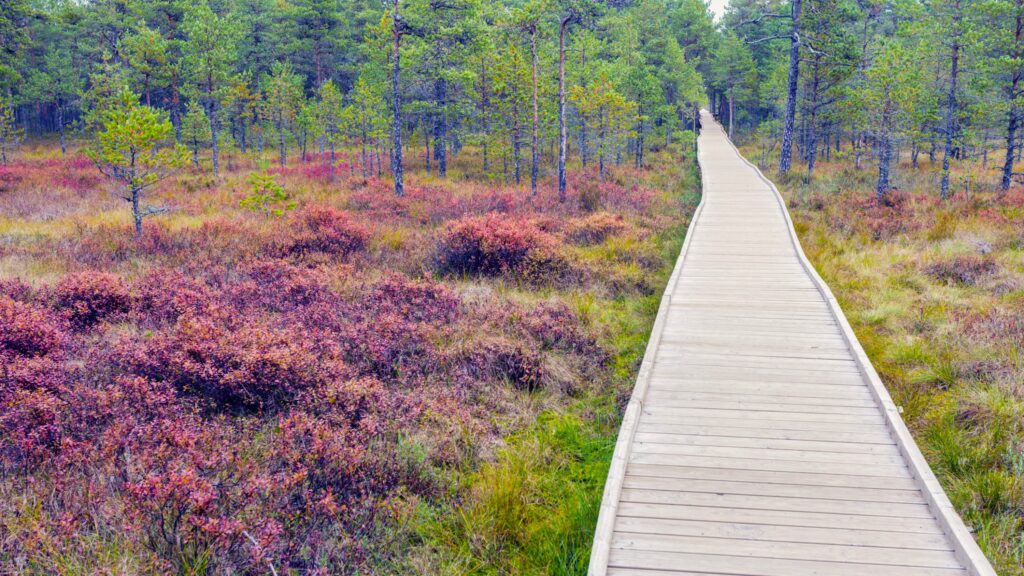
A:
[641,406,885,425]
[631,442,904,466]
[618,488,934,519]
[631,432,897,455]
[632,423,896,445]
[621,474,922,503]
[643,389,877,407]
[636,415,891,435]
[644,379,874,398]
[639,397,881,414]
[607,549,964,576]
[628,454,910,479]
[615,502,943,534]
[613,517,953,550]
[611,533,962,569]
[649,366,866,385]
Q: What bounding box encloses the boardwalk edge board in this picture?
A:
[587,111,996,576]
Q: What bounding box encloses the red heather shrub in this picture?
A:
[269,162,336,182]
[520,302,600,355]
[120,314,346,411]
[0,296,65,358]
[132,268,216,326]
[960,309,1024,349]
[925,255,999,286]
[0,278,33,302]
[566,212,627,245]
[0,357,73,468]
[275,206,368,258]
[365,275,460,324]
[829,192,931,241]
[229,259,330,312]
[338,312,441,381]
[0,164,24,192]
[436,212,570,283]
[567,173,657,213]
[51,271,132,329]
[0,384,65,468]
[474,341,544,391]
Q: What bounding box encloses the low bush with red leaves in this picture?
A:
[50,271,133,329]
[925,255,999,286]
[273,205,368,259]
[566,212,627,245]
[0,297,64,358]
[436,213,571,283]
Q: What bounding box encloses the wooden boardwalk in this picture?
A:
[588,111,996,576]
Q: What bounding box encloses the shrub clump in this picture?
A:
[566,212,627,245]
[925,255,999,286]
[275,206,368,258]
[50,271,132,329]
[436,213,569,283]
[477,340,544,391]
[118,314,346,411]
[365,275,460,324]
[0,297,64,358]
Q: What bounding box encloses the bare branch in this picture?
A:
[746,34,791,45]
[734,13,792,27]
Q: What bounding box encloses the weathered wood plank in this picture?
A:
[611,533,962,568]
[587,111,993,576]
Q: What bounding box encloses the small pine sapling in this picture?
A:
[88,88,187,237]
[240,170,295,217]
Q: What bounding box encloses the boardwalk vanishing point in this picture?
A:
[588,111,997,576]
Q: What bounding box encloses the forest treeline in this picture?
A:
[711,0,1024,200]
[0,0,711,200]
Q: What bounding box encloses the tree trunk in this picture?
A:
[434,76,447,177]
[1003,0,1024,192]
[876,102,894,203]
[480,58,490,173]
[728,94,734,139]
[513,87,522,185]
[941,0,961,199]
[578,45,589,168]
[599,106,606,181]
[171,69,182,142]
[779,0,803,174]
[329,141,336,182]
[130,156,142,238]
[208,99,220,177]
[805,54,821,181]
[278,118,287,167]
[635,107,644,168]
[392,0,404,197]
[558,16,571,202]
[531,28,540,197]
[58,105,66,156]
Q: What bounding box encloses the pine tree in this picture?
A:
[88,89,187,237]
[182,1,240,177]
[181,100,212,167]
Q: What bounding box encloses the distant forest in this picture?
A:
[0,0,710,200]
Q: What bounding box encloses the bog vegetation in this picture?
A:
[0,0,705,573]
[3,0,1024,573]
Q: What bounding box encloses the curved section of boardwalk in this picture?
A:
[588,111,995,576]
